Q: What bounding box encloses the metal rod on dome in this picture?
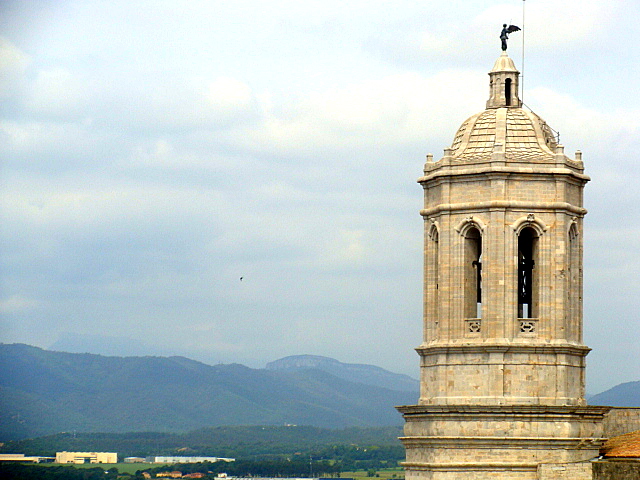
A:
[521,0,526,104]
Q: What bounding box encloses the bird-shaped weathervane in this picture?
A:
[500,23,521,51]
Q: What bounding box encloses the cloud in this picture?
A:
[0,0,638,391]
[206,77,254,113]
[0,295,38,313]
[228,69,486,162]
[474,0,615,48]
[25,68,86,117]
[0,36,30,98]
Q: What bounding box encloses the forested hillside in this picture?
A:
[588,381,640,407]
[0,344,417,440]
[0,425,403,458]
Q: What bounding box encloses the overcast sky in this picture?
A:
[1,0,639,394]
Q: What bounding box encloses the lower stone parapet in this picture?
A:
[593,460,640,480]
[397,404,610,480]
[602,407,640,437]
[537,460,640,480]
[537,462,592,480]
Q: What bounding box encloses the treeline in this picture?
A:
[0,426,403,459]
[0,464,119,480]
[305,444,403,471]
[0,454,403,480]
[148,458,341,477]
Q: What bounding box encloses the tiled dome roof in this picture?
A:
[449,107,558,163]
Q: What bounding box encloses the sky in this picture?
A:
[1,0,639,395]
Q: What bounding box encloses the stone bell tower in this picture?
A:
[397,52,610,479]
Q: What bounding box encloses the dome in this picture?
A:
[491,52,518,73]
[449,107,558,163]
[443,52,559,163]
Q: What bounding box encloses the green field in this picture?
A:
[39,464,404,478]
[341,468,405,480]
[39,463,164,475]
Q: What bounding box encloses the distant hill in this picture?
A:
[266,355,419,392]
[0,425,403,458]
[0,344,417,440]
[589,381,640,407]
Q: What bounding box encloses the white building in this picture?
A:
[0,454,53,463]
[56,451,117,464]
[146,456,235,464]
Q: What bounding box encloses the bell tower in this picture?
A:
[397,51,610,480]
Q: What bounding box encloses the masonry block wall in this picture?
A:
[592,461,640,480]
[602,408,640,437]
[537,463,592,480]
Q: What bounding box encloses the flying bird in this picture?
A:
[240,277,243,281]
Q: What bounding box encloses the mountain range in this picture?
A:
[0,344,418,441]
[266,354,420,391]
[0,343,637,442]
[588,381,640,407]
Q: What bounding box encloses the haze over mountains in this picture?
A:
[0,344,637,442]
[266,354,420,391]
[588,381,640,408]
[0,344,417,440]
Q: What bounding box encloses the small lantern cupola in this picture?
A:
[486,51,521,108]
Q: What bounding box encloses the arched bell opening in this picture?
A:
[518,227,538,319]
[426,223,440,341]
[567,223,581,340]
[505,78,512,106]
[464,227,482,319]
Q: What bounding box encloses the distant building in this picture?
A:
[124,456,146,463]
[0,454,54,463]
[56,451,117,464]
[146,456,235,464]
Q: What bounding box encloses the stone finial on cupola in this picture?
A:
[486,51,522,109]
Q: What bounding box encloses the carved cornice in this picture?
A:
[399,436,605,448]
[420,201,586,217]
[415,343,591,356]
[395,404,611,417]
[418,165,590,183]
[401,462,539,472]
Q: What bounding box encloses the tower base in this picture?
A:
[397,404,610,480]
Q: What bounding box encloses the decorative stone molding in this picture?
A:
[427,218,440,241]
[454,215,487,235]
[518,319,538,335]
[465,319,481,334]
[568,217,579,239]
[511,213,548,235]
[415,343,592,356]
[421,200,587,217]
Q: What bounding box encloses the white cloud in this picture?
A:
[525,86,640,170]
[25,68,85,117]
[0,36,30,73]
[0,295,38,313]
[230,69,485,160]
[474,0,614,48]
[0,36,30,98]
[0,0,639,391]
[206,77,254,113]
